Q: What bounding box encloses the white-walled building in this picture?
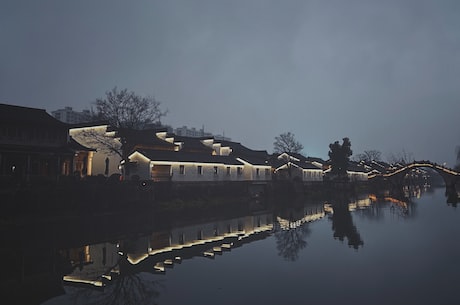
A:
[69,123,122,176]
[272,152,324,182]
[127,150,249,182]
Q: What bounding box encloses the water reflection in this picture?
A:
[329,201,364,249]
[65,257,161,305]
[274,223,310,261]
[2,186,447,304]
[274,203,324,261]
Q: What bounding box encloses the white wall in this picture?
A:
[348,171,368,181]
[168,163,244,182]
[127,153,151,180]
[303,170,323,182]
[70,126,121,176]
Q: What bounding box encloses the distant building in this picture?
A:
[174,125,231,141]
[51,106,91,124]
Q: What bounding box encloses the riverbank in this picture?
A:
[0,178,379,226]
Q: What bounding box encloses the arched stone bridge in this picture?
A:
[369,161,460,192]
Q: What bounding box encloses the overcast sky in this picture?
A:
[1,0,459,165]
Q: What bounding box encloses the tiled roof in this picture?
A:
[171,135,214,153]
[136,149,244,165]
[216,140,270,165]
[0,103,68,127]
[120,128,177,148]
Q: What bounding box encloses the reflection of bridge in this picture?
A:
[369,161,460,195]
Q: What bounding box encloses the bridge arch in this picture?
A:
[369,161,460,192]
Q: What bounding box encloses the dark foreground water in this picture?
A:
[4,186,460,305]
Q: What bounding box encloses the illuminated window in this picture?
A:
[179,165,185,175]
[197,166,203,175]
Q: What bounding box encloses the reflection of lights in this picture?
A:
[154,263,165,272]
[212,246,222,253]
[324,203,333,214]
[203,251,215,258]
[349,198,372,211]
[221,243,233,250]
[127,253,149,265]
[63,276,104,287]
[276,212,325,230]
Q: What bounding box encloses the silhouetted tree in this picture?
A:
[273,132,304,154]
[94,87,167,129]
[81,87,167,158]
[328,137,352,178]
[354,150,382,162]
[455,146,460,171]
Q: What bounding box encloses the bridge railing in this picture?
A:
[368,161,460,179]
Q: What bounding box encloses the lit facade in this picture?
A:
[69,124,122,177]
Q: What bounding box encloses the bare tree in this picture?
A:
[273,132,304,154]
[456,146,460,162]
[354,150,382,162]
[78,87,168,159]
[387,149,414,165]
[79,127,123,158]
[455,146,460,170]
[94,87,167,129]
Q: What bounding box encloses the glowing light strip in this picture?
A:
[151,160,241,167]
[63,276,104,287]
[277,212,325,230]
[69,125,109,132]
[382,163,460,177]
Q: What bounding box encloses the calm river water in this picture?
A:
[10,186,460,305]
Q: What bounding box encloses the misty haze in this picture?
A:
[1,1,460,305]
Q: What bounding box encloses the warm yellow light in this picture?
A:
[63,276,104,287]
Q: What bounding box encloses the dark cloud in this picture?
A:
[1,0,459,164]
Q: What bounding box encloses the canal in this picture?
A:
[3,186,460,305]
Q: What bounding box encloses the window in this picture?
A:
[237,167,243,176]
[179,165,185,175]
[265,168,270,176]
[197,165,203,175]
[213,166,218,175]
[256,168,260,177]
[226,167,231,176]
